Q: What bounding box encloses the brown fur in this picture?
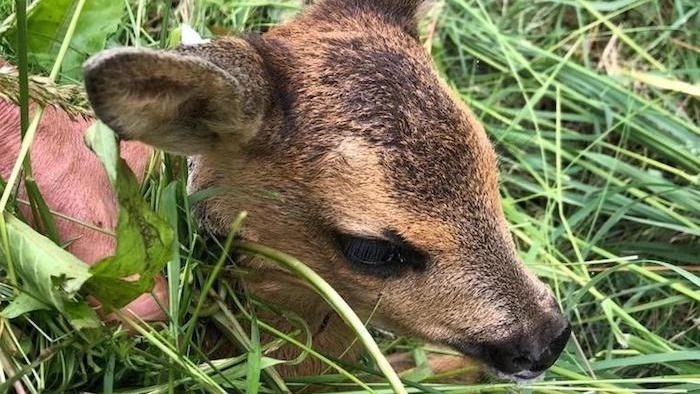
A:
[84,0,569,381]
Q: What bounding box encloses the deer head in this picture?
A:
[84,0,570,380]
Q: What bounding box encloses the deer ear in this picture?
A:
[83,38,269,155]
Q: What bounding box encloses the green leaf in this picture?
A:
[0,214,100,330]
[86,120,119,184]
[3,0,125,81]
[590,351,700,371]
[84,122,174,310]
[2,293,49,318]
[245,311,262,394]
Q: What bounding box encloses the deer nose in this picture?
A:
[488,315,571,377]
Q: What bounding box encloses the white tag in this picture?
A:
[180,23,210,45]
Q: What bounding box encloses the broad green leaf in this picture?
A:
[84,122,174,310]
[86,121,119,184]
[3,0,124,81]
[2,292,49,318]
[0,213,100,329]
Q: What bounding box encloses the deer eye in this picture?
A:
[334,232,428,276]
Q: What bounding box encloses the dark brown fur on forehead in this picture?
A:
[250,17,496,215]
[320,37,482,208]
[310,0,424,37]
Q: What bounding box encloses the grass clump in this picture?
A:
[0,0,698,393]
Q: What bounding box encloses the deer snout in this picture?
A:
[485,311,571,380]
[453,306,570,381]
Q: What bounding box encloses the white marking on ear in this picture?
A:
[180,23,210,45]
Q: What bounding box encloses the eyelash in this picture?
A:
[334,232,427,276]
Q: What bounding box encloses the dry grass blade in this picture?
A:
[0,66,90,118]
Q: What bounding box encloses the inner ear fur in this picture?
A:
[83,38,269,155]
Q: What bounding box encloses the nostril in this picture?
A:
[472,319,571,375]
[511,355,533,371]
[532,320,572,371]
[552,322,572,351]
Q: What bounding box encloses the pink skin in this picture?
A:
[0,99,168,322]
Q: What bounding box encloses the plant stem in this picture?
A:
[236,241,408,394]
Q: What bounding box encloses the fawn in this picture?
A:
[84,0,570,380]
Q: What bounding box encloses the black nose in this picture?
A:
[451,312,572,377]
[487,318,571,374]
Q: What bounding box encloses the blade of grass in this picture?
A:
[236,241,408,394]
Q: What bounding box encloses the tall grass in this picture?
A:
[0,0,698,393]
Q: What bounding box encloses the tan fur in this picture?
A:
[84,0,570,382]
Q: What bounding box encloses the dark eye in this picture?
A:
[334,231,428,276]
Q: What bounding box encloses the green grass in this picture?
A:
[0,0,698,392]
